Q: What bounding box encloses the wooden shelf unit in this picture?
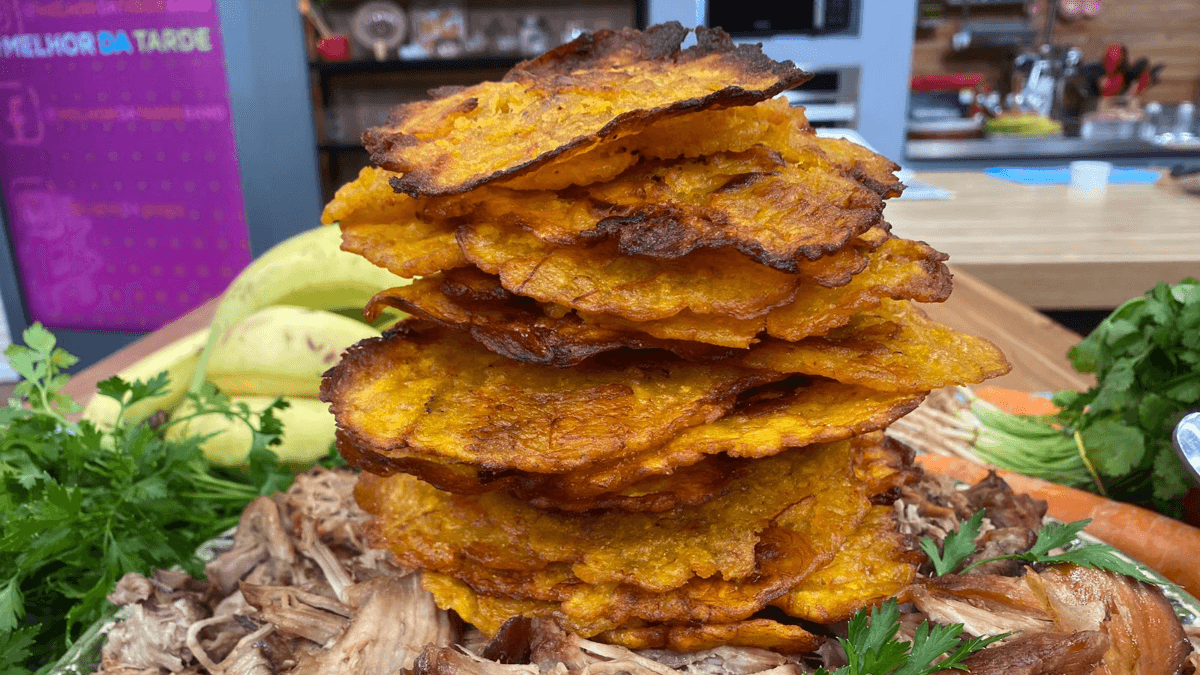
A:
[304,1,644,201]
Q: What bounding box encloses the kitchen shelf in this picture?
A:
[318,143,369,152]
[905,136,1200,168]
[309,56,525,75]
[303,1,643,201]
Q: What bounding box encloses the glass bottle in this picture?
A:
[518,15,550,57]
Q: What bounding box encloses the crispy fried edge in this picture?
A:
[365,274,736,368]
[322,322,779,474]
[365,24,811,197]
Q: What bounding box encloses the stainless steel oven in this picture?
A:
[706,0,857,37]
[645,0,917,162]
[784,66,861,128]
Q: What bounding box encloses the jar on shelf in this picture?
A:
[518,14,550,57]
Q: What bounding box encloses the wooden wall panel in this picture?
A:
[911,0,1200,103]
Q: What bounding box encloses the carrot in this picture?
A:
[917,453,1200,600]
[974,386,1060,417]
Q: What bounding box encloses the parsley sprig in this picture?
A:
[2,323,81,426]
[920,510,1161,585]
[0,324,327,674]
[817,598,1006,675]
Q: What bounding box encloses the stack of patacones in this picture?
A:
[319,24,1010,654]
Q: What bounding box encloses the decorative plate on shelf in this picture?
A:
[350,1,407,61]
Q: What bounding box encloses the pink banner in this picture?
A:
[1,0,251,331]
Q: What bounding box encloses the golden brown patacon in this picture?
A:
[319,22,1012,653]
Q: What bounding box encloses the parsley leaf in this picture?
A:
[920,510,984,576]
[816,599,1006,675]
[95,371,171,427]
[0,626,38,675]
[1152,449,1193,503]
[0,323,321,674]
[896,621,1005,675]
[925,515,1166,587]
[3,324,79,423]
[1078,420,1145,477]
[839,600,911,674]
[1035,544,1159,584]
[1026,519,1088,557]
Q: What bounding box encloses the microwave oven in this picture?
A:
[706,0,856,37]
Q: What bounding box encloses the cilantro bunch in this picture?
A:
[1054,279,1200,514]
[0,324,329,674]
[971,279,1199,517]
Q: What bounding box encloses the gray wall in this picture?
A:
[218,0,323,256]
[647,0,917,163]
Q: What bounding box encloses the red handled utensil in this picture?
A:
[1121,57,1149,95]
[1136,63,1166,95]
[1100,43,1128,97]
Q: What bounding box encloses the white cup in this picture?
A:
[1069,160,1112,194]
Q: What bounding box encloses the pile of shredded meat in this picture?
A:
[95,468,1199,675]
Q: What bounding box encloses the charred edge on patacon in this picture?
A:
[580,201,884,273]
[365,277,738,368]
[364,23,812,198]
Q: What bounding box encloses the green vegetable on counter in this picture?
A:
[0,323,325,675]
[816,598,1006,675]
[970,278,1200,517]
[920,510,1162,585]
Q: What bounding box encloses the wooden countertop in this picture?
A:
[57,267,1093,411]
[921,267,1092,393]
[887,171,1200,310]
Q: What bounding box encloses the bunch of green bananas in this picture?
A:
[81,224,409,467]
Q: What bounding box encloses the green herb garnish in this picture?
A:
[0,324,323,674]
[920,510,1161,585]
[816,598,1006,675]
[969,279,1200,517]
[920,510,985,577]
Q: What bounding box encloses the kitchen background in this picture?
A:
[300,0,1200,198]
[906,0,1200,166]
[914,1,1198,104]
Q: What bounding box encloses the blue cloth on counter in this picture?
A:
[984,166,1162,185]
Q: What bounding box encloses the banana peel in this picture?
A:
[985,114,1062,137]
[166,395,336,467]
[189,224,412,394]
[81,327,210,428]
[207,305,380,397]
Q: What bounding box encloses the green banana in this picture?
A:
[188,224,410,394]
[984,114,1062,136]
[207,305,380,397]
[81,327,210,428]
[166,395,336,467]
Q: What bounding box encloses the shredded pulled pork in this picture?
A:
[895,469,1047,577]
[98,469,448,675]
[908,565,1192,675]
[95,467,1194,675]
[101,570,209,673]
